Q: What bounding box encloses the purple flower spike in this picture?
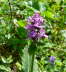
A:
[25,12,48,40]
[49,56,55,63]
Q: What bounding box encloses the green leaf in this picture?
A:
[43,11,54,19]
[16,62,22,71]
[32,0,40,10]
[55,0,61,4]
[33,59,39,72]
[22,47,31,72]
[18,20,26,27]
[1,55,13,64]
[17,27,27,39]
[0,65,11,72]
[28,42,37,55]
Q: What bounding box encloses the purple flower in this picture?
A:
[49,56,55,63]
[27,16,34,24]
[38,29,48,38]
[25,12,48,40]
[25,24,34,30]
[27,13,44,27]
[31,13,44,26]
[29,31,37,39]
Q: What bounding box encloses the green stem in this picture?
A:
[29,41,37,72]
[30,53,35,72]
[8,0,12,22]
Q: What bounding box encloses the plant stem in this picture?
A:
[30,53,35,72]
[8,0,12,22]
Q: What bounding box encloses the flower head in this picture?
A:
[25,13,48,40]
[49,56,55,63]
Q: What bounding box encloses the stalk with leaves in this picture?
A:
[25,12,48,72]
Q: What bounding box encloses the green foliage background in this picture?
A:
[0,0,65,72]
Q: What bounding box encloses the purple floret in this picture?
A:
[38,29,48,38]
[25,24,34,30]
[32,13,44,25]
[49,56,55,63]
[28,31,37,40]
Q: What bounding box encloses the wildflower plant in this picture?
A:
[25,12,48,72]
